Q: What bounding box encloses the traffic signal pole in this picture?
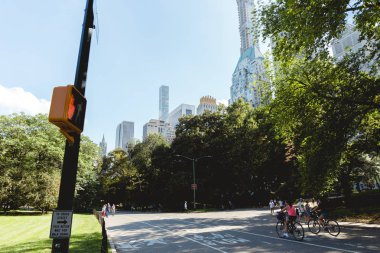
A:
[51,0,94,252]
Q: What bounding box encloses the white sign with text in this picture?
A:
[50,210,73,238]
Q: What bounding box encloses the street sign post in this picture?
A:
[50,210,73,239]
[51,0,95,252]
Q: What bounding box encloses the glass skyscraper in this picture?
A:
[230,0,265,108]
[159,85,169,122]
[115,121,134,152]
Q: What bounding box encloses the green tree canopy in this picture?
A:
[0,113,102,212]
[255,0,380,62]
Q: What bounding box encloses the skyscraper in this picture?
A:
[115,121,134,152]
[168,104,195,128]
[230,0,265,108]
[159,85,169,121]
[99,134,107,157]
[197,95,218,115]
[331,24,365,61]
[143,119,175,143]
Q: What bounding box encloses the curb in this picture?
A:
[105,227,117,253]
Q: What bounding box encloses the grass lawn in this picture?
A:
[0,213,104,253]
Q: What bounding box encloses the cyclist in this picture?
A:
[312,199,330,227]
[282,201,297,238]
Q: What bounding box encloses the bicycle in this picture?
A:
[308,211,341,236]
[276,211,304,241]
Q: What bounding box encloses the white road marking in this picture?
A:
[179,220,360,253]
[130,219,228,253]
[146,238,166,246]
[262,241,271,245]
[115,242,136,250]
[362,235,377,238]
[235,230,359,253]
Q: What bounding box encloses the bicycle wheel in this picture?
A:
[292,222,304,241]
[276,221,285,238]
[308,219,320,234]
[326,220,340,236]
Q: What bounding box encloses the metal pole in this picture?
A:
[51,1,94,252]
[193,159,196,209]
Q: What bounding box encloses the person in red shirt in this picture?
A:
[282,201,297,238]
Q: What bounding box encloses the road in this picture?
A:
[104,209,380,253]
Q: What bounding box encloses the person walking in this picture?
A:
[111,204,116,216]
[269,200,275,215]
[101,204,106,218]
[106,203,111,217]
[184,201,188,212]
[279,200,284,209]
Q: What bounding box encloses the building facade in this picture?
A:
[143,119,175,143]
[99,134,107,157]
[159,85,169,121]
[331,24,365,61]
[197,95,218,115]
[168,104,195,127]
[115,121,134,152]
[230,0,265,108]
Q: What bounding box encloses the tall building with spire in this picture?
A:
[99,135,107,157]
[230,0,265,108]
[159,85,169,121]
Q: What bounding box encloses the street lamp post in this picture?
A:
[176,154,212,209]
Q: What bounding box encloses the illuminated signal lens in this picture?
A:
[49,85,86,135]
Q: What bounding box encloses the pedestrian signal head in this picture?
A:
[49,85,87,136]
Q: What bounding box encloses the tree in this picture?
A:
[253,0,380,196]
[254,0,380,63]
[99,149,138,208]
[0,114,64,212]
[129,134,169,208]
[0,113,102,212]
[73,135,103,211]
[172,100,294,206]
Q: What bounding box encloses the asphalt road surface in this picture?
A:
[105,209,380,253]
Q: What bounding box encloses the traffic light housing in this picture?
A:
[49,85,87,140]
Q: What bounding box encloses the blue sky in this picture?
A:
[0,0,241,149]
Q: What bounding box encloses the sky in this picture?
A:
[0,0,242,150]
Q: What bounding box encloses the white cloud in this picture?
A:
[217,99,229,106]
[0,85,50,115]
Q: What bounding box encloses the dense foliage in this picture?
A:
[0,114,101,213]
[98,101,297,210]
[253,0,380,195]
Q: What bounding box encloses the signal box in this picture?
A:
[49,85,87,138]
